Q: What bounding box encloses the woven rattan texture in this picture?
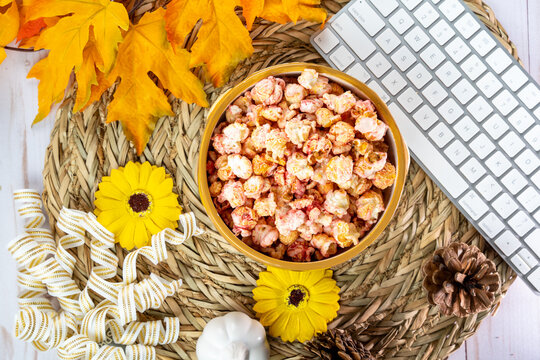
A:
[42,1,519,358]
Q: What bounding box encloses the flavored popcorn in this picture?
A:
[208,69,397,262]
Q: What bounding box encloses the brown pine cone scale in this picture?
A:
[305,328,375,360]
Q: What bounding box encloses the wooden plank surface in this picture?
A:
[0,0,538,359]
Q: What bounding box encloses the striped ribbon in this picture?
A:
[7,189,203,360]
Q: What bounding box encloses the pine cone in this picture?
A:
[422,242,500,317]
[305,328,375,360]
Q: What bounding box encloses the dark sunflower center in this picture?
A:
[128,193,150,213]
[288,288,306,307]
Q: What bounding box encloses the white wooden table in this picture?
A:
[1,1,539,358]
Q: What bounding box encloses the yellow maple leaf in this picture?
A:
[0,0,19,64]
[260,0,327,24]
[237,0,264,30]
[107,8,208,155]
[73,38,103,112]
[26,0,129,122]
[165,0,254,87]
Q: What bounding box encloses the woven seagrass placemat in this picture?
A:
[41,0,520,358]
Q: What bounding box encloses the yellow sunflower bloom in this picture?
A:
[253,267,340,343]
[94,161,182,250]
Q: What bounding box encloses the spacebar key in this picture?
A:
[388,103,468,198]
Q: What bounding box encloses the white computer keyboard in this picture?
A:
[311,0,540,293]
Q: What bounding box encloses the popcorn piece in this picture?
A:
[289,196,314,210]
[310,234,338,258]
[352,99,376,117]
[329,121,355,146]
[302,133,333,160]
[212,134,241,155]
[329,82,344,95]
[323,189,350,217]
[354,151,387,178]
[242,138,258,159]
[325,155,354,185]
[340,175,372,197]
[330,220,361,248]
[297,220,323,241]
[309,76,332,95]
[218,180,246,208]
[275,206,307,236]
[298,69,318,89]
[287,240,315,262]
[351,139,374,159]
[315,108,341,128]
[233,94,253,112]
[209,181,223,197]
[279,230,299,245]
[286,152,314,181]
[364,119,388,141]
[322,91,357,114]
[299,97,324,113]
[285,83,308,104]
[371,162,396,189]
[355,114,378,133]
[231,206,259,236]
[244,176,271,198]
[246,104,263,125]
[252,224,279,248]
[332,144,352,155]
[223,122,250,142]
[265,129,289,160]
[251,123,271,151]
[284,118,314,146]
[225,104,243,122]
[356,190,385,221]
[254,192,277,217]
[227,154,253,179]
[260,105,283,121]
[251,76,284,105]
[252,154,277,176]
[260,242,286,259]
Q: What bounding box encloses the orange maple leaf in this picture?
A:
[107,8,208,155]
[0,0,19,64]
[260,0,327,25]
[165,0,254,87]
[237,0,264,30]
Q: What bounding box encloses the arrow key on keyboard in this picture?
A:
[459,190,489,220]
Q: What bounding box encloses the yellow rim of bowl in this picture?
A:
[198,62,409,271]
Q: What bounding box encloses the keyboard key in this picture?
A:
[413,2,439,27]
[459,190,489,220]
[483,114,509,140]
[391,45,416,71]
[404,26,430,52]
[438,98,464,124]
[493,193,519,219]
[389,9,415,34]
[508,108,534,134]
[467,97,493,122]
[477,72,503,98]
[332,13,376,60]
[518,83,540,109]
[493,90,519,116]
[460,158,486,183]
[501,169,528,195]
[509,211,535,236]
[499,131,525,157]
[313,29,339,53]
[454,13,481,39]
[413,105,438,130]
[401,0,422,10]
[367,81,390,103]
[470,30,497,56]
[423,81,448,106]
[428,123,454,148]
[406,63,432,89]
[535,108,540,121]
[486,48,513,74]
[511,253,532,274]
[515,149,539,175]
[389,103,468,197]
[452,79,477,104]
[495,230,521,256]
[525,126,540,151]
[461,55,487,81]
[477,176,502,201]
[527,268,540,292]
[346,63,371,83]
[421,44,446,69]
[439,0,465,21]
[429,19,455,45]
[454,116,479,141]
[479,213,505,238]
[435,61,461,87]
[349,0,385,36]
[371,0,399,17]
[366,52,392,77]
[518,187,540,212]
[444,140,470,165]
[445,37,471,63]
[397,88,423,113]
[329,46,354,70]
[502,65,528,91]
[525,229,540,257]
[469,134,495,159]
[535,210,540,225]
[376,28,401,54]
[381,70,407,95]
[485,151,511,177]
[518,249,538,268]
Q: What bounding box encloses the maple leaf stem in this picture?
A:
[2,45,39,53]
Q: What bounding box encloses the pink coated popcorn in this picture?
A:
[233,94,253,112]
[252,154,277,176]
[330,220,361,248]
[325,155,354,185]
[329,121,355,146]
[310,234,338,258]
[223,122,250,142]
[231,206,259,236]
[340,174,372,197]
[242,138,258,159]
[212,134,242,155]
[225,105,243,122]
[354,151,387,178]
[309,76,332,95]
[289,196,314,210]
[275,206,307,236]
[284,118,314,146]
[302,133,333,160]
[298,221,323,241]
[332,144,352,155]
[351,139,374,159]
[251,76,285,105]
[356,190,385,221]
[218,180,246,208]
[251,123,271,151]
[244,176,271,198]
[287,240,315,262]
[300,97,324,113]
[355,114,378,134]
[260,105,283,121]
[252,224,279,248]
[265,128,289,160]
[286,152,314,181]
[322,91,356,114]
[315,107,341,128]
[254,192,277,217]
[246,104,263,125]
[363,119,388,141]
[285,83,308,104]
[323,189,350,217]
[298,69,318,89]
[352,99,376,117]
[227,154,253,179]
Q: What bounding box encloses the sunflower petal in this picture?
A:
[253,285,281,301]
[138,162,153,187]
[258,270,289,290]
[123,162,141,190]
[109,169,133,195]
[118,223,136,250]
[270,311,292,342]
[133,220,150,248]
[253,298,280,313]
[98,181,128,199]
